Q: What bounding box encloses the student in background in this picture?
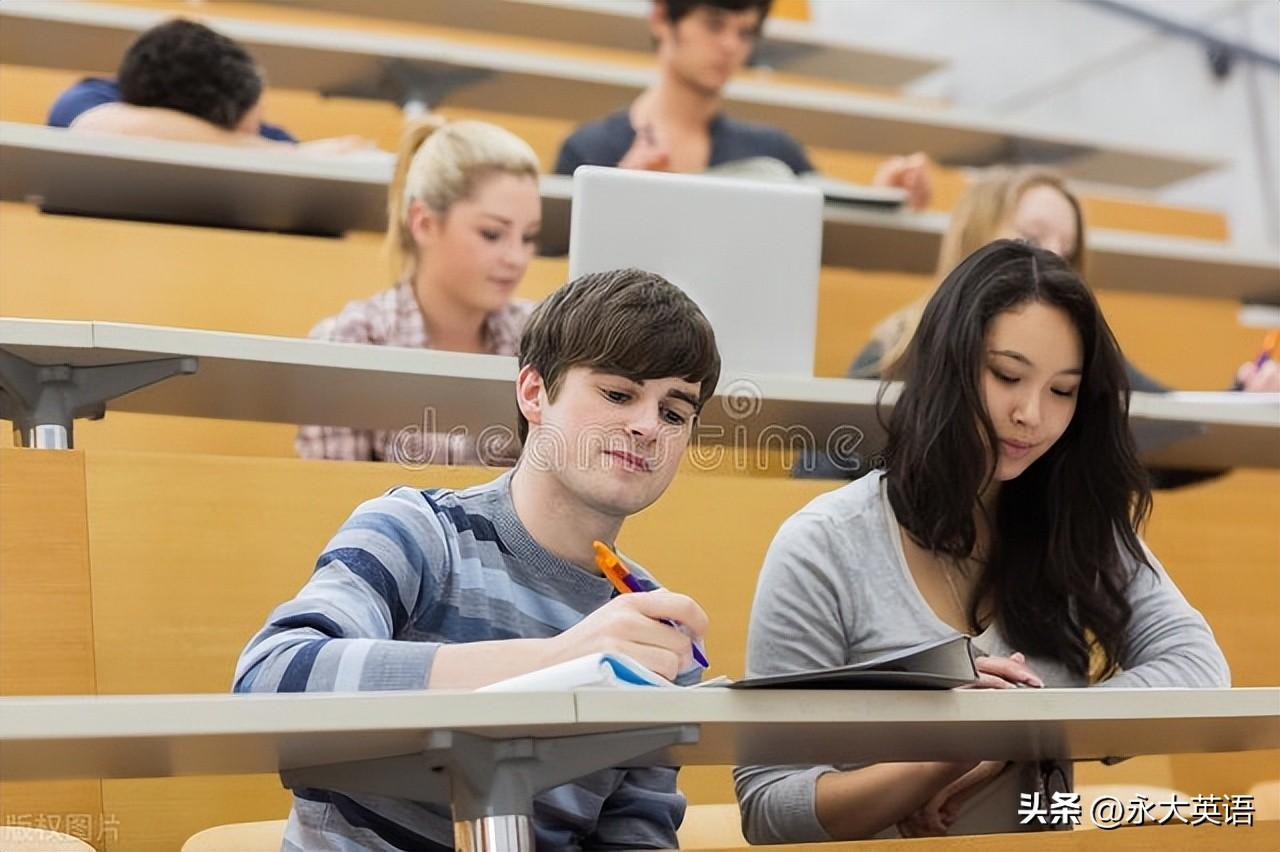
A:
[296,118,541,464]
[798,167,1278,483]
[852,167,1277,391]
[49,18,368,154]
[554,0,932,210]
[237,268,720,850]
[736,241,1229,843]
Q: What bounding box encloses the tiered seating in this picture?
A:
[0,0,1223,186]
[256,0,950,89]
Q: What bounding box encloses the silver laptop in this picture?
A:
[567,166,823,377]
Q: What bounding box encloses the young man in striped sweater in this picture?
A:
[234,267,721,850]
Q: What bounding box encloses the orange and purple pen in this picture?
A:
[592,540,710,669]
[1233,330,1278,390]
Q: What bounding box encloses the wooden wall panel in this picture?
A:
[0,61,1228,234]
[72,450,832,849]
[0,448,104,848]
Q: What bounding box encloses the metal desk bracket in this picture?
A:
[0,349,197,448]
[280,724,699,851]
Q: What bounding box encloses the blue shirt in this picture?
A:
[234,472,697,851]
[554,108,813,176]
[47,77,297,143]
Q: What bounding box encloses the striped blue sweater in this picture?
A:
[233,471,695,851]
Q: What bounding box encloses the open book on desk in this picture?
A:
[478,653,732,692]
[730,635,978,690]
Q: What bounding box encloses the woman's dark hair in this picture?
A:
[118,19,263,130]
[883,239,1152,679]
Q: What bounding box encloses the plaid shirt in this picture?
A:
[296,279,532,465]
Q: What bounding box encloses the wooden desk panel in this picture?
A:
[0,449,102,843]
[0,61,1233,235]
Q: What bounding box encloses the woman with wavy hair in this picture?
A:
[798,166,1276,484]
[737,240,1229,843]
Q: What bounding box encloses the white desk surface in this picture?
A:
[0,691,578,780]
[573,686,1280,766]
[1,688,1275,782]
[0,2,1221,188]
[259,0,946,88]
[4,124,1275,303]
[2,318,1277,469]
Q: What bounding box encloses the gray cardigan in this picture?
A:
[733,471,1230,844]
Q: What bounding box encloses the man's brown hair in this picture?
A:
[517,268,721,442]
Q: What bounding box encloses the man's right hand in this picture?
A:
[548,591,708,680]
[618,124,671,171]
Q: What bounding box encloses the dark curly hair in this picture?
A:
[117,19,263,130]
[662,0,774,30]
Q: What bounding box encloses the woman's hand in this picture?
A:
[897,760,1009,836]
[961,651,1044,689]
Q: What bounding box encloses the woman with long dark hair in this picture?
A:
[735,240,1229,843]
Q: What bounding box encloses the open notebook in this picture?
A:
[730,635,978,690]
[478,653,730,692]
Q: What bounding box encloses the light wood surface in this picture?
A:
[1,448,1276,848]
[0,61,1233,236]
[254,0,945,88]
[0,450,104,842]
[3,689,1275,780]
[0,199,1259,397]
[3,318,1276,469]
[3,124,1269,300]
[0,691,582,780]
[0,2,1221,187]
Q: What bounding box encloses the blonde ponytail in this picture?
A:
[383,117,540,279]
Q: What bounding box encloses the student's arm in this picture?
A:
[72,102,373,154]
[234,489,705,693]
[71,103,283,147]
[1093,543,1230,689]
[232,488,448,693]
[733,514,984,843]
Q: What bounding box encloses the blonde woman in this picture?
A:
[796,167,1275,484]
[855,168,1086,379]
[296,119,542,464]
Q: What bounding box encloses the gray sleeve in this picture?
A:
[733,513,851,845]
[1094,543,1230,689]
[232,489,443,694]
